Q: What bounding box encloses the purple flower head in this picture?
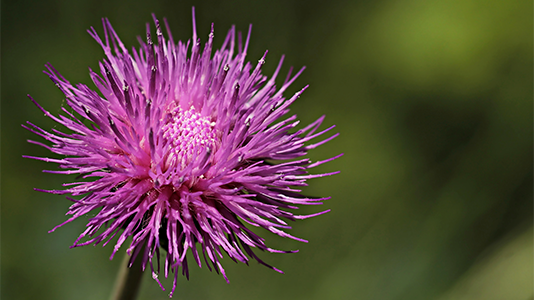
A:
[24,9,341,296]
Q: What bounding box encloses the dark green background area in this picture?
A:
[2,0,532,299]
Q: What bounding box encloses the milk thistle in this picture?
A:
[24,9,340,297]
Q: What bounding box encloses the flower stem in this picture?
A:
[109,252,145,300]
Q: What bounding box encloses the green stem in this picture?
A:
[109,252,145,300]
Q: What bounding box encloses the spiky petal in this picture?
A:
[24,9,340,296]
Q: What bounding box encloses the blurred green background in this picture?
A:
[2,0,532,299]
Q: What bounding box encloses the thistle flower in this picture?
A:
[24,10,340,296]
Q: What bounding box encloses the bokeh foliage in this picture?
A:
[2,0,532,299]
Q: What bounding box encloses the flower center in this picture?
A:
[162,106,217,170]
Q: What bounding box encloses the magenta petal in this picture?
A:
[24,8,340,296]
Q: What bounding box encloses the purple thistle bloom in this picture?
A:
[24,9,340,296]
